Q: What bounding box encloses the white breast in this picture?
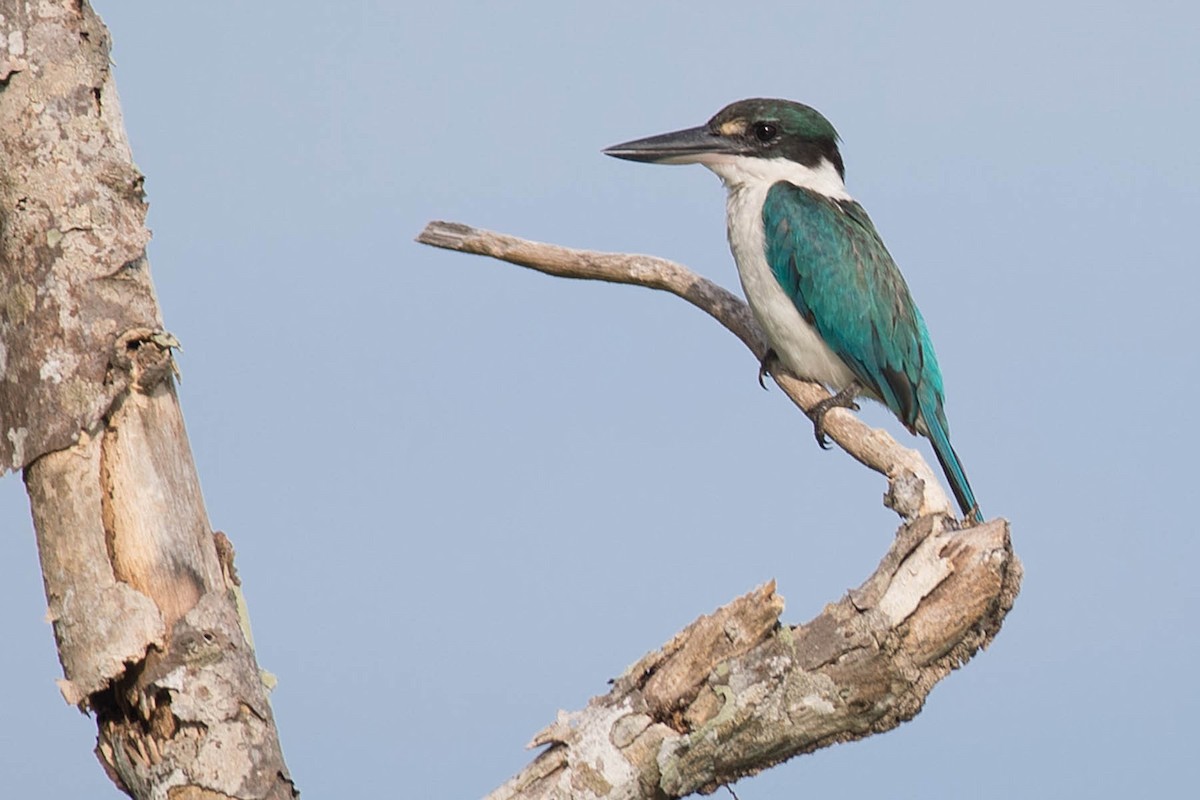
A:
[701,154,860,391]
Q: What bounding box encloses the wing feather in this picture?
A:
[760,181,979,519]
[761,182,936,432]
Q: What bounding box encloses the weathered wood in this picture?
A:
[417,221,954,521]
[26,431,164,706]
[0,2,157,475]
[1,4,294,797]
[417,220,1022,797]
[101,340,224,632]
[492,518,1019,799]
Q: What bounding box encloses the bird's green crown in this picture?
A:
[707,98,844,177]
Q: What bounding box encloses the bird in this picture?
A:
[604,98,980,523]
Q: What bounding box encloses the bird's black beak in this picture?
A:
[603,125,737,164]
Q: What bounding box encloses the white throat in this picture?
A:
[695,154,851,200]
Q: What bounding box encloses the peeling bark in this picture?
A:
[417,221,1022,797]
[488,519,1019,800]
[1,4,294,797]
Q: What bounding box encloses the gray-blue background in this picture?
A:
[3,2,1196,797]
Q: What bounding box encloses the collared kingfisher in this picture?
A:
[604,98,980,522]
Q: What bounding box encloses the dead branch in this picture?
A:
[416,220,1021,798]
[417,221,952,521]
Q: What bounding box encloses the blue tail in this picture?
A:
[923,407,980,522]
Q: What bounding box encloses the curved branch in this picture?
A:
[493,516,1019,798]
[416,221,952,521]
[417,220,1021,798]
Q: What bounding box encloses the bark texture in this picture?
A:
[497,516,1018,799]
[1,4,293,797]
[417,221,1022,798]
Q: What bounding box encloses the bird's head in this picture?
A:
[604,98,845,192]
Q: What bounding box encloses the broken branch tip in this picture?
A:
[416,220,476,249]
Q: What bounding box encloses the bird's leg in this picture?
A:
[757,348,779,390]
[810,381,861,450]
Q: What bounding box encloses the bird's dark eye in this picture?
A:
[753,122,778,143]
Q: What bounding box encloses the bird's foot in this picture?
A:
[757,348,779,390]
[810,382,861,449]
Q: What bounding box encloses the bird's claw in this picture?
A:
[757,348,779,390]
[809,383,861,449]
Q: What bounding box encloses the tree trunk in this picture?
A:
[0,3,294,797]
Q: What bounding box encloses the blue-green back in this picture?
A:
[762,182,945,431]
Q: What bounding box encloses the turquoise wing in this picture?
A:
[761,181,941,430]
[762,182,979,518]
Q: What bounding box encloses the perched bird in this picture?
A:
[604,99,980,522]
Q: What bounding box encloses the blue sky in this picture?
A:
[2,2,1197,797]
